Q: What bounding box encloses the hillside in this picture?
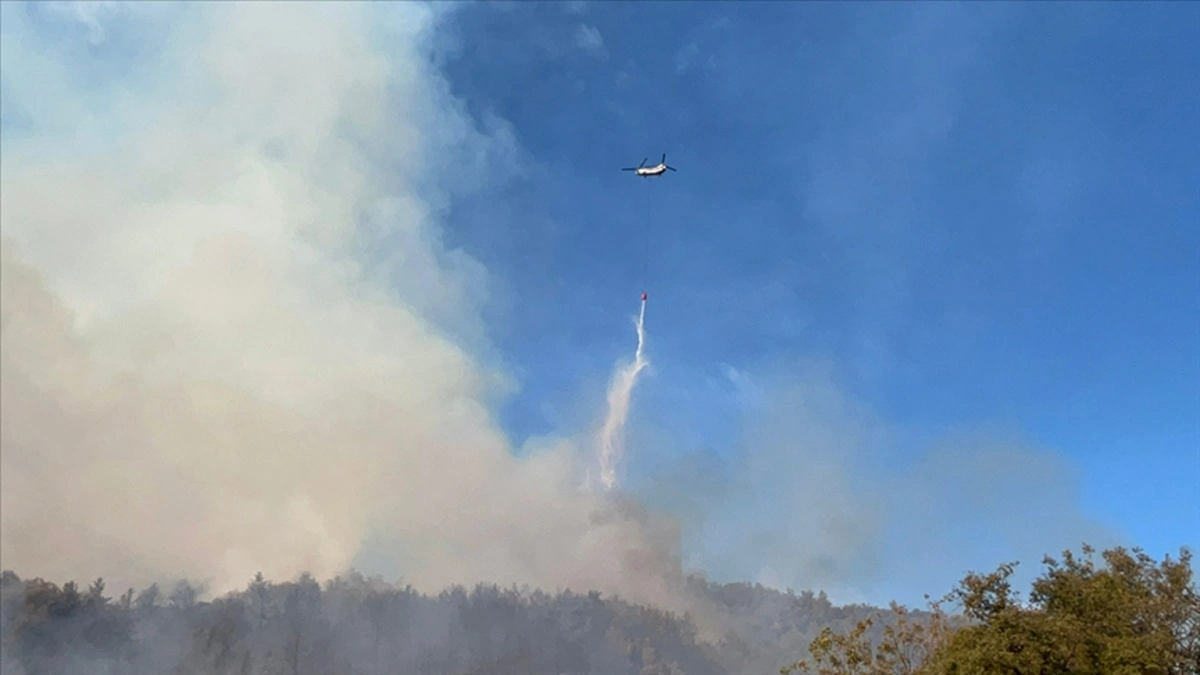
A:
[0,569,888,675]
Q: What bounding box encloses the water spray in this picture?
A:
[596,293,649,491]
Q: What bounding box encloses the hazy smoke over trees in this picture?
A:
[0,569,882,675]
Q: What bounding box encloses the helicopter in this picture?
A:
[621,153,677,177]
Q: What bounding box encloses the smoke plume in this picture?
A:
[0,2,684,609]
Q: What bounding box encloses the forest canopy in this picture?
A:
[1,544,1195,675]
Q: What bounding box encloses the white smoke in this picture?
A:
[0,2,684,608]
[596,299,650,491]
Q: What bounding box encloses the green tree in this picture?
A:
[927,544,1198,675]
[782,544,1198,675]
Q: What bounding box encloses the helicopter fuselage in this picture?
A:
[635,164,668,176]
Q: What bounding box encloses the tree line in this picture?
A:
[1,570,733,675]
[1,543,1194,675]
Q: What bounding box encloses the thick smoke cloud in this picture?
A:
[0,2,683,608]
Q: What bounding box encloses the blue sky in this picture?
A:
[435,1,1199,565]
[1,0,1196,606]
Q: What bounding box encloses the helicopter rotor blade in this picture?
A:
[666,165,677,171]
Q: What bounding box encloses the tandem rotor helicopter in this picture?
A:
[621,153,677,177]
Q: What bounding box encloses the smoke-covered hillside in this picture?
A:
[0,569,885,675]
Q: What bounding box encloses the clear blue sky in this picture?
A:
[2,0,1196,604]
[436,1,1199,567]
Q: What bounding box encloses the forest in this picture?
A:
[1,544,1195,675]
